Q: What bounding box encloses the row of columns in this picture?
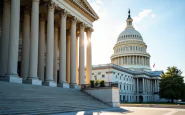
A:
[0,0,92,87]
[135,78,159,93]
[113,56,150,66]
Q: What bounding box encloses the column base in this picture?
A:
[70,83,80,89]
[24,78,42,85]
[43,81,57,87]
[57,82,69,88]
[0,75,22,84]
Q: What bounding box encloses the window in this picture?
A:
[98,72,101,74]
[120,76,121,79]
[102,75,105,78]
[116,75,117,79]
[92,73,94,75]
[129,21,131,25]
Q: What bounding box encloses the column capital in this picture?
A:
[86,27,94,33]
[79,23,86,31]
[70,16,78,25]
[60,9,68,19]
[47,1,55,12]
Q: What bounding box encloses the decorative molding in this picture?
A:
[47,1,55,12]
[60,9,68,19]
[79,23,85,31]
[71,16,77,25]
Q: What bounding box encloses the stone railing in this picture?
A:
[81,82,118,90]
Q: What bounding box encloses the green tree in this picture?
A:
[159,66,185,103]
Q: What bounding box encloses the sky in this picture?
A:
[86,0,185,80]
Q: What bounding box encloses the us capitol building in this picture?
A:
[92,10,163,103]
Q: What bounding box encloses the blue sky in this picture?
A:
[87,0,185,79]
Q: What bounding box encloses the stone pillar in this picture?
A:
[43,2,56,87]
[70,17,77,88]
[154,79,156,92]
[21,8,30,80]
[79,23,85,85]
[76,36,79,85]
[58,10,69,88]
[0,0,10,76]
[86,28,93,84]
[66,32,70,84]
[2,0,22,83]
[142,78,144,93]
[25,0,41,85]
[53,21,59,83]
[137,78,139,93]
[38,14,46,82]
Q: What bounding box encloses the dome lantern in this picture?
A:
[126,9,134,29]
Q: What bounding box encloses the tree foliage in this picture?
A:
[159,66,185,103]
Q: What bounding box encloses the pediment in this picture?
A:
[72,0,99,20]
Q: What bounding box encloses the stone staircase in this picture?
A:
[0,81,110,114]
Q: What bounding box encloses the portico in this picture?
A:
[0,0,99,88]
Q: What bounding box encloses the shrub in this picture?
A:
[100,80,105,87]
[90,80,94,88]
[95,80,100,87]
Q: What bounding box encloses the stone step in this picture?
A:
[0,106,109,115]
[0,81,109,114]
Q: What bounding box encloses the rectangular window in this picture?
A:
[102,75,105,78]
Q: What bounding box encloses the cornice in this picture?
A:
[69,0,99,21]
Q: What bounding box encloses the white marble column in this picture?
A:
[66,32,70,84]
[0,0,10,76]
[38,14,46,82]
[21,8,30,80]
[43,2,56,87]
[86,28,93,84]
[137,78,139,93]
[4,0,22,83]
[25,0,41,85]
[70,17,77,88]
[53,21,59,83]
[76,36,79,85]
[58,10,69,88]
[79,23,85,85]
[154,79,156,92]
[142,78,144,93]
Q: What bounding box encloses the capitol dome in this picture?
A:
[111,9,151,72]
[117,29,143,42]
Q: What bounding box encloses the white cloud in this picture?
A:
[151,14,156,18]
[133,9,152,23]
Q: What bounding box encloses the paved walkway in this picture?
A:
[52,106,185,115]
